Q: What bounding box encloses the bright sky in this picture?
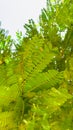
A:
[0,0,46,38]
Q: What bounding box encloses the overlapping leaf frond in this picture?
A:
[0,34,66,129]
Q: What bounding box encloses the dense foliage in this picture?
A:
[0,0,73,129]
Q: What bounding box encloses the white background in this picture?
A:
[0,0,46,38]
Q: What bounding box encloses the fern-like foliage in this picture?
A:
[0,34,72,130]
[0,0,73,129]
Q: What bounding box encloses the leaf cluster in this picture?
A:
[0,0,73,129]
